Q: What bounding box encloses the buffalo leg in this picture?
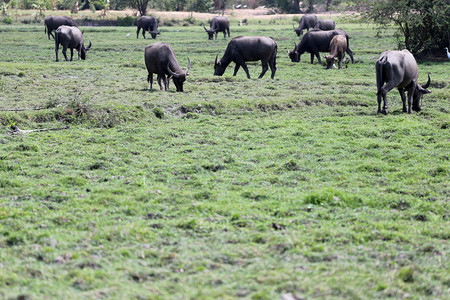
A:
[258,60,269,79]
[406,88,414,114]
[55,42,59,62]
[310,53,315,64]
[71,48,75,61]
[269,54,277,79]
[148,73,153,90]
[157,75,164,90]
[233,64,240,76]
[377,91,383,114]
[223,31,226,38]
[142,30,146,39]
[136,27,140,39]
[215,32,218,40]
[240,62,251,79]
[227,28,230,37]
[398,89,407,112]
[62,45,69,61]
[346,47,354,63]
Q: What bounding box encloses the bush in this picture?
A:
[3,16,12,24]
[117,16,136,26]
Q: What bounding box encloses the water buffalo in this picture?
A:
[204,16,230,40]
[314,19,336,31]
[325,35,347,69]
[136,16,160,39]
[376,50,431,114]
[44,16,77,40]
[145,42,190,92]
[294,14,317,36]
[288,29,354,64]
[54,25,91,62]
[214,36,277,79]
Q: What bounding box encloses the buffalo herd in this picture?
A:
[44,13,432,114]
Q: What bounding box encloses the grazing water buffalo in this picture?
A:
[294,14,317,36]
[325,35,347,69]
[145,42,191,92]
[288,29,354,64]
[314,19,336,31]
[204,16,230,40]
[376,50,431,114]
[54,25,91,62]
[44,16,77,40]
[136,16,160,39]
[214,36,277,79]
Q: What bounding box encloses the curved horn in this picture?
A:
[422,73,431,89]
[215,54,218,65]
[294,42,297,49]
[287,47,290,54]
[167,63,180,78]
[85,39,92,51]
[185,57,191,75]
[203,25,208,32]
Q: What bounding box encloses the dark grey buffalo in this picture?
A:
[144,42,190,92]
[376,50,431,114]
[288,29,354,64]
[44,16,77,40]
[204,16,230,40]
[325,35,347,69]
[214,36,277,79]
[54,25,91,62]
[294,14,317,36]
[314,19,336,31]
[136,16,160,39]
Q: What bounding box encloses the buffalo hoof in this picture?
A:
[382,109,387,115]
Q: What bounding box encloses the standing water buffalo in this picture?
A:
[204,16,230,40]
[44,16,77,40]
[376,50,431,114]
[314,19,336,31]
[288,29,354,65]
[145,42,190,92]
[325,35,347,69]
[136,16,160,39]
[214,36,277,79]
[294,14,317,36]
[54,25,91,62]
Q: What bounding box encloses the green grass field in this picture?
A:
[0,13,449,299]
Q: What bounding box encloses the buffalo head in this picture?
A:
[293,25,303,37]
[167,58,191,92]
[325,55,337,69]
[412,74,431,112]
[80,39,92,60]
[287,43,300,62]
[204,26,215,40]
[150,30,161,39]
[213,54,227,76]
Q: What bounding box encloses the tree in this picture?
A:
[359,0,450,55]
[129,0,148,15]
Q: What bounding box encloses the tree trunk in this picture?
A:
[307,0,314,13]
[293,0,300,13]
[326,0,332,11]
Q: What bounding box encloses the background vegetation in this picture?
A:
[0,11,449,299]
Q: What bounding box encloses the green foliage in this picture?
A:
[358,0,450,55]
[2,15,12,24]
[116,15,135,26]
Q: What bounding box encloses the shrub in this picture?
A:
[117,16,136,26]
[3,16,12,24]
